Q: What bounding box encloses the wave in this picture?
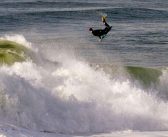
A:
[92,64,168,100]
[1,6,168,30]
[100,7,168,21]
[0,35,168,134]
[0,35,33,65]
[0,35,32,49]
[0,1,109,15]
[126,66,162,87]
[94,64,163,87]
[1,6,168,21]
[0,1,108,8]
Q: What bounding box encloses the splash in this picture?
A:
[0,35,168,134]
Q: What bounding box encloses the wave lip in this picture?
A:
[0,35,33,65]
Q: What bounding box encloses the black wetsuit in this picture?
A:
[91,21,112,40]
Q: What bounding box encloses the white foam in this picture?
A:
[0,61,42,86]
[0,135,7,137]
[0,35,168,134]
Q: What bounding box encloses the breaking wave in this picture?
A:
[0,35,168,134]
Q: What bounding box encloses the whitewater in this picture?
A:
[0,34,168,137]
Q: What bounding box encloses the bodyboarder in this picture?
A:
[89,16,112,41]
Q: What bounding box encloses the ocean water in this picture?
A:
[0,0,168,137]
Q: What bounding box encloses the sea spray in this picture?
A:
[156,68,168,100]
[0,35,168,134]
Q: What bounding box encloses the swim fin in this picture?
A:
[102,16,107,22]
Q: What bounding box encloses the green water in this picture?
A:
[126,66,162,87]
[0,40,30,65]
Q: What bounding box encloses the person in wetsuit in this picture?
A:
[89,16,112,41]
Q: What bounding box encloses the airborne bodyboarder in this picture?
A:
[89,16,112,41]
